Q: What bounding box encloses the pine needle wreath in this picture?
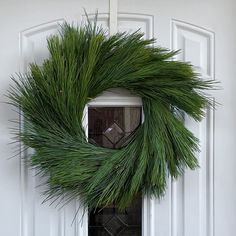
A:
[8,21,214,210]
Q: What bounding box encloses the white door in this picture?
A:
[0,0,235,235]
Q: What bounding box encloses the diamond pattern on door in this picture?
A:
[88,107,142,236]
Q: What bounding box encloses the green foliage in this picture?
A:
[8,21,215,210]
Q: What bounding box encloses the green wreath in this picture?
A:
[9,22,214,209]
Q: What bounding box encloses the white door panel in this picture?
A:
[0,1,235,235]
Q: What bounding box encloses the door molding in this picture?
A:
[19,14,215,236]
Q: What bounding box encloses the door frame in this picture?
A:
[83,88,154,236]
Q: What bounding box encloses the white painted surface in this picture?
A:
[0,0,235,235]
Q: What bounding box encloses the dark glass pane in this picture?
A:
[88,107,141,149]
[88,107,142,236]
